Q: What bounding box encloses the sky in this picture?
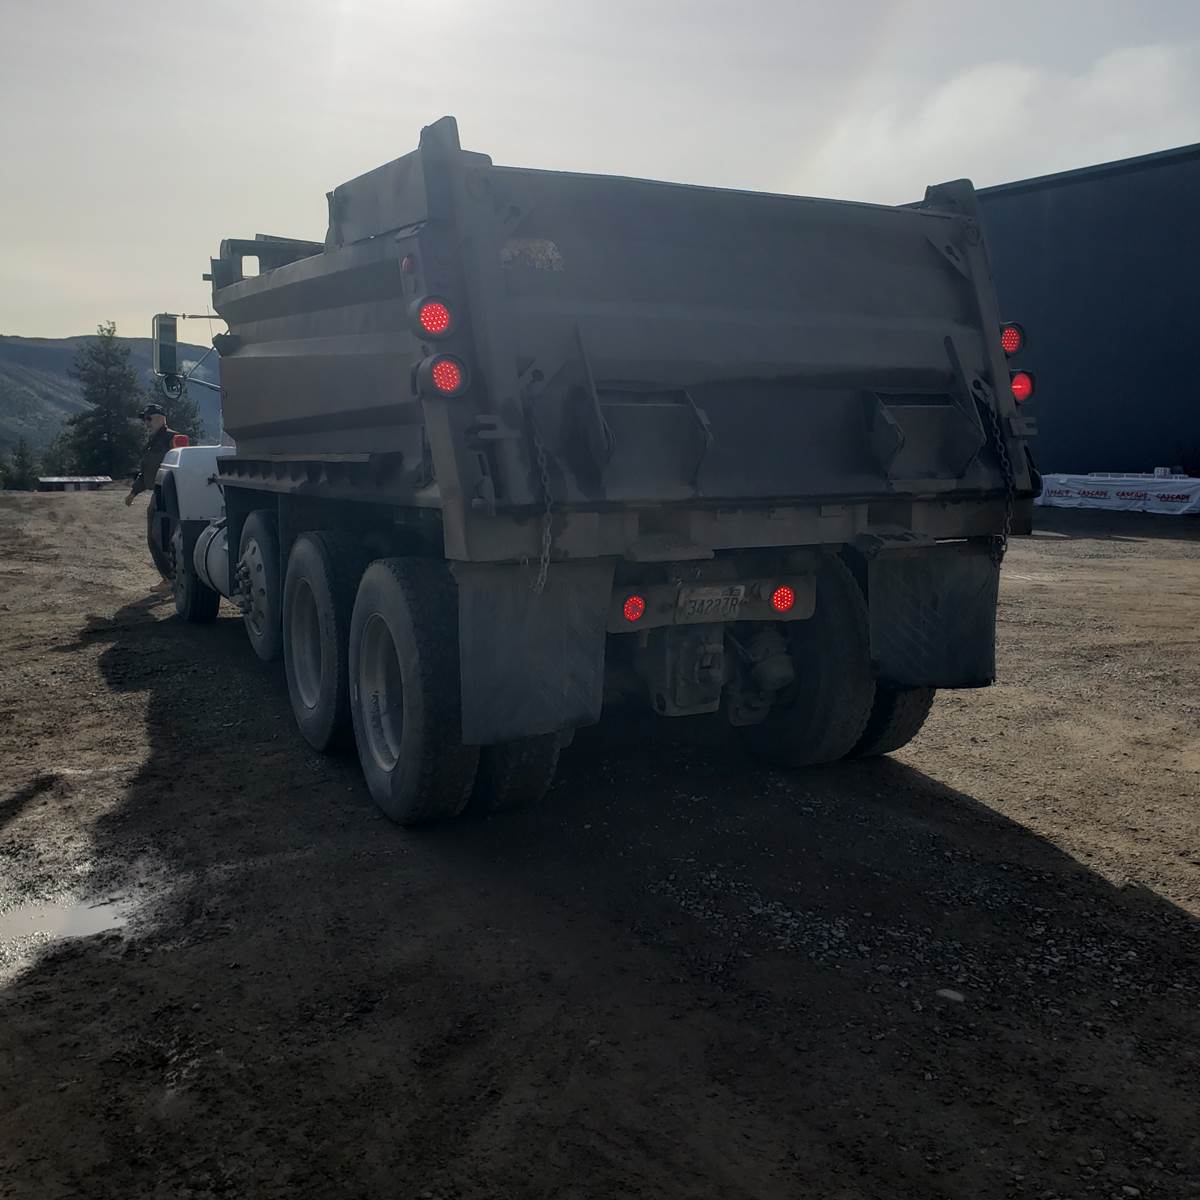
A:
[1,0,1197,339]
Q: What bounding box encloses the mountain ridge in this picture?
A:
[0,334,223,454]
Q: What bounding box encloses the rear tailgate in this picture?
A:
[475,166,1031,506]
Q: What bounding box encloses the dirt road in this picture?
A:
[1,490,1198,1200]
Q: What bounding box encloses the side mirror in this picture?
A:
[159,375,184,400]
[152,313,178,377]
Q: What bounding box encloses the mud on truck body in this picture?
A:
[152,116,1039,824]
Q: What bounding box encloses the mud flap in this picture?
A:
[453,561,614,745]
[867,542,997,688]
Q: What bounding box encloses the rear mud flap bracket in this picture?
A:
[454,560,614,744]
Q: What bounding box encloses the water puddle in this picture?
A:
[0,895,133,945]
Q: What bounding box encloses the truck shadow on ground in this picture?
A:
[4,597,1199,1200]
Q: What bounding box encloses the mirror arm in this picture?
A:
[182,343,217,382]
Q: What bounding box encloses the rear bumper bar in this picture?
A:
[457,494,1032,564]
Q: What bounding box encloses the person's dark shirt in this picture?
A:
[130,425,178,496]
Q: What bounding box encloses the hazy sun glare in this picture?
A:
[1,0,1196,337]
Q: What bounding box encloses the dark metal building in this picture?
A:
[977,144,1200,474]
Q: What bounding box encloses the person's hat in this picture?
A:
[140,403,166,418]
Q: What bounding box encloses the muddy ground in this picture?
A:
[1,490,1198,1200]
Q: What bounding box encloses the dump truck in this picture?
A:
[150,116,1039,825]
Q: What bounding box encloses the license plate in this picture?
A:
[676,584,745,623]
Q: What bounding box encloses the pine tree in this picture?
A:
[2,437,39,490]
[40,430,77,476]
[66,322,143,477]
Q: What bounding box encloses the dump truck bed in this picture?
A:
[210,118,1035,561]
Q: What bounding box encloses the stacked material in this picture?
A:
[1036,474,1200,515]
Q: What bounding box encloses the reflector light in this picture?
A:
[1010,371,1035,403]
[622,594,647,623]
[771,585,795,613]
[418,300,452,336]
[1000,323,1024,355]
[171,434,189,448]
[430,357,464,395]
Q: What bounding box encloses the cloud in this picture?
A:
[801,43,1200,203]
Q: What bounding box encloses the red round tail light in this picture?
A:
[622,594,647,623]
[171,434,190,448]
[771,585,795,613]
[430,356,465,396]
[417,299,452,337]
[1010,371,1035,403]
[1000,323,1024,355]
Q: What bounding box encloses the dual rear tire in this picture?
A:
[280,550,561,825]
[740,556,934,766]
[347,559,480,824]
[853,684,936,758]
[275,536,930,820]
[282,532,363,753]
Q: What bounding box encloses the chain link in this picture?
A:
[526,399,554,594]
[983,396,1016,566]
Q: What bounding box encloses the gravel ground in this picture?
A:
[1,490,1198,1200]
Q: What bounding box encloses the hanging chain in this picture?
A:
[525,399,554,594]
[983,397,1016,566]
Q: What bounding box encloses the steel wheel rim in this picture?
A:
[242,537,269,638]
[358,612,404,772]
[289,579,322,710]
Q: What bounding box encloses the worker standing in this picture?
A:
[124,404,178,507]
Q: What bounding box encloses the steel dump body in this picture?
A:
[211,118,1035,567]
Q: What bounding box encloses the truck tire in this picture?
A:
[348,559,479,825]
[238,510,282,662]
[171,524,220,624]
[740,556,875,767]
[470,734,562,816]
[283,532,364,754]
[851,685,936,758]
[146,490,174,581]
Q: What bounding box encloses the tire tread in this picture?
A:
[239,510,282,662]
[283,531,366,752]
[471,734,562,816]
[742,556,875,767]
[852,685,936,757]
[173,526,220,624]
[351,558,479,825]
